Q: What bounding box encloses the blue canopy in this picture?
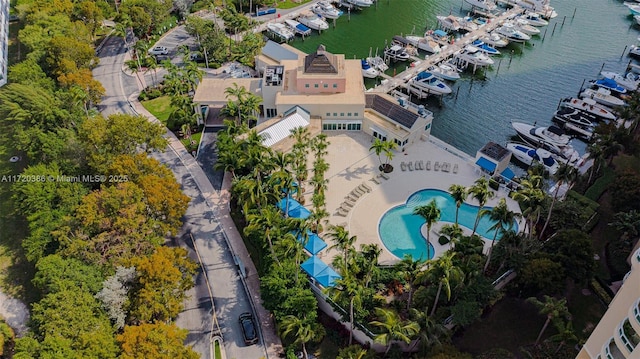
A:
[475,157,497,173]
[300,255,341,288]
[434,29,448,37]
[501,167,515,181]
[276,197,310,219]
[315,266,341,287]
[292,230,328,255]
[301,255,328,277]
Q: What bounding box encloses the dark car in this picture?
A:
[239,312,258,345]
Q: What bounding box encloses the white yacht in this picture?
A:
[507,142,560,174]
[284,19,311,36]
[408,71,453,95]
[453,46,495,67]
[510,19,540,35]
[404,34,441,53]
[560,97,617,121]
[361,59,379,78]
[600,71,640,91]
[311,1,343,19]
[346,0,374,7]
[464,0,497,11]
[429,62,461,81]
[366,56,389,72]
[436,15,461,32]
[580,88,626,108]
[297,12,329,31]
[518,12,549,26]
[495,23,531,42]
[512,122,579,162]
[266,23,295,42]
[516,0,557,19]
[384,45,411,62]
[480,32,509,48]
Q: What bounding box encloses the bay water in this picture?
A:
[289,0,640,158]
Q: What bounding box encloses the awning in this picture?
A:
[300,255,341,288]
[292,230,328,255]
[475,157,497,173]
[276,197,311,219]
[501,167,515,181]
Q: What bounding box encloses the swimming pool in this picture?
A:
[378,189,518,260]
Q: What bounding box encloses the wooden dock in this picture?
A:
[372,5,526,94]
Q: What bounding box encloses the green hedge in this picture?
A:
[589,278,612,306]
[567,190,599,211]
[584,167,616,201]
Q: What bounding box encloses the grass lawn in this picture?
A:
[140,96,173,125]
[584,166,615,202]
[567,285,606,341]
[277,0,313,10]
[214,339,222,359]
[314,336,341,359]
[180,132,202,153]
[453,296,547,356]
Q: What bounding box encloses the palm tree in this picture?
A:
[224,82,248,103]
[586,142,604,185]
[330,274,363,345]
[280,315,323,359]
[369,307,420,355]
[468,177,494,236]
[328,225,357,275]
[409,308,448,353]
[369,139,398,172]
[396,254,428,311]
[510,177,546,238]
[439,223,463,249]
[539,163,577,240]
[526,295,570,345]
[547,319,579,354]
[413,199,441,258]
[448,184,467,226]
[482,198,521,272]
[610,210,640,241]
[428,252,463,316]
[359,243,382,288]
[245,206,283,266]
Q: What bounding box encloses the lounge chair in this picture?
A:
[434,161,440,171]
[343,200,354,208]
[353,187,365,196]
[442,162,449,173]
[401,162,407,171]
[408,162,414,171]
[336,208,349,217]
[347,193,359,202]
[380,172,390,180]
[340,203,352,212]
[425,160,431,170]
[351,189,362,198]
[371,176,381,184]
[337,222,348,228]
[453,164,458,173]
[361,182,372,192]
[416,160,423,170]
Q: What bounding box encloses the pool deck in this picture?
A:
[309,132,522,266]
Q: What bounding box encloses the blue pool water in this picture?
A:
[378,189,518,260]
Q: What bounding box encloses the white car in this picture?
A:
[148,46,168,55]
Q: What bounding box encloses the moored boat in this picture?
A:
[297,12,329,31]
[624,1,640,16]
[517,12,549,26]
[511,18,541,35]
[408,71,453,95]
[284,19,311,36]
[599,71,639,91]
[469,39,500,55]
[464,0,498,11]
[366,56,389,72]
[361,59,379,78]
[311,1,343,20]
[266,22,295,42]
[552,108,595,140]
[506,142,560,174]
[384,44,411,62]
[437,15,462,32]
[495,23,531,42]
[590,78,627,94]
[580,88,626,108]
[453,46,495,67]
[480,32,510,48]
[429,62,461,81]
[560,97,617,121]
[346,0,373,7]
[405,34,441,53]
[512,121,580,162]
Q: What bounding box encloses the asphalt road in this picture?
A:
[92,35,268,359]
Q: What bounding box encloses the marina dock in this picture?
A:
[371,5,526,94]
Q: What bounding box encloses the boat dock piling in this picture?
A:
[372,5,526,95]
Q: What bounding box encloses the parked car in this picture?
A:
[239,312,258,345]
[148,46,168,55]
[189,52,204,61]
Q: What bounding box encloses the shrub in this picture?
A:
[589,279,612,305]
[605,240,632,280]
[439,235,450,245]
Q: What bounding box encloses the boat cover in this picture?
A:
[500,167,515,181]
[434,29,448,37]
[416,71,434,81]
[475,157,497,173]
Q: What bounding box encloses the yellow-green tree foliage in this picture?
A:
[118,322,199,359]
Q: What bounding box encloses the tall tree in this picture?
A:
[369,307,420,355]
[428,252,464,316]
[482,198,520,272]
[413,199,441,257]
[328,225,357,276]
[526,295,570,345]
[467,177,494,236]
[330,274,363,346]
[396,254,428,311]
[448,184,467,226]
[539,163,577,240]
[280,315,324,359]
[118,322,199,359]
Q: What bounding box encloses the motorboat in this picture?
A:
[624,2,640,15]
[311,1,343,20]
[284,19,311,36]
[511,19,541,35]
[459,16,480,32]
[512,122,580,162]
[437,15,461,32]
[469,39,500,55]
[560,97,617,121]
[345,0,374,7]
[366,56,389,72]
[464,0,497,11]
[512,122,571,147]
[391,36,418,56]
[361,59,379,78]
[517,12,549,26]
[266,23,295,42]
[517,0,557,19]
[384,45,411,62]
[409,71,453,95]
[552,108,595,140]
[495,23,531,42]
[453,46,495,67]
[480,32,510,48]
[600,71,639,91]
[589,78,627,94]
[580,88,626,108]
[431,29,452,45]
[506,142,560,174]
[405,34,441,53]
[429,62,461,81]
[630,43,640,58]
[297,12,329,31]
